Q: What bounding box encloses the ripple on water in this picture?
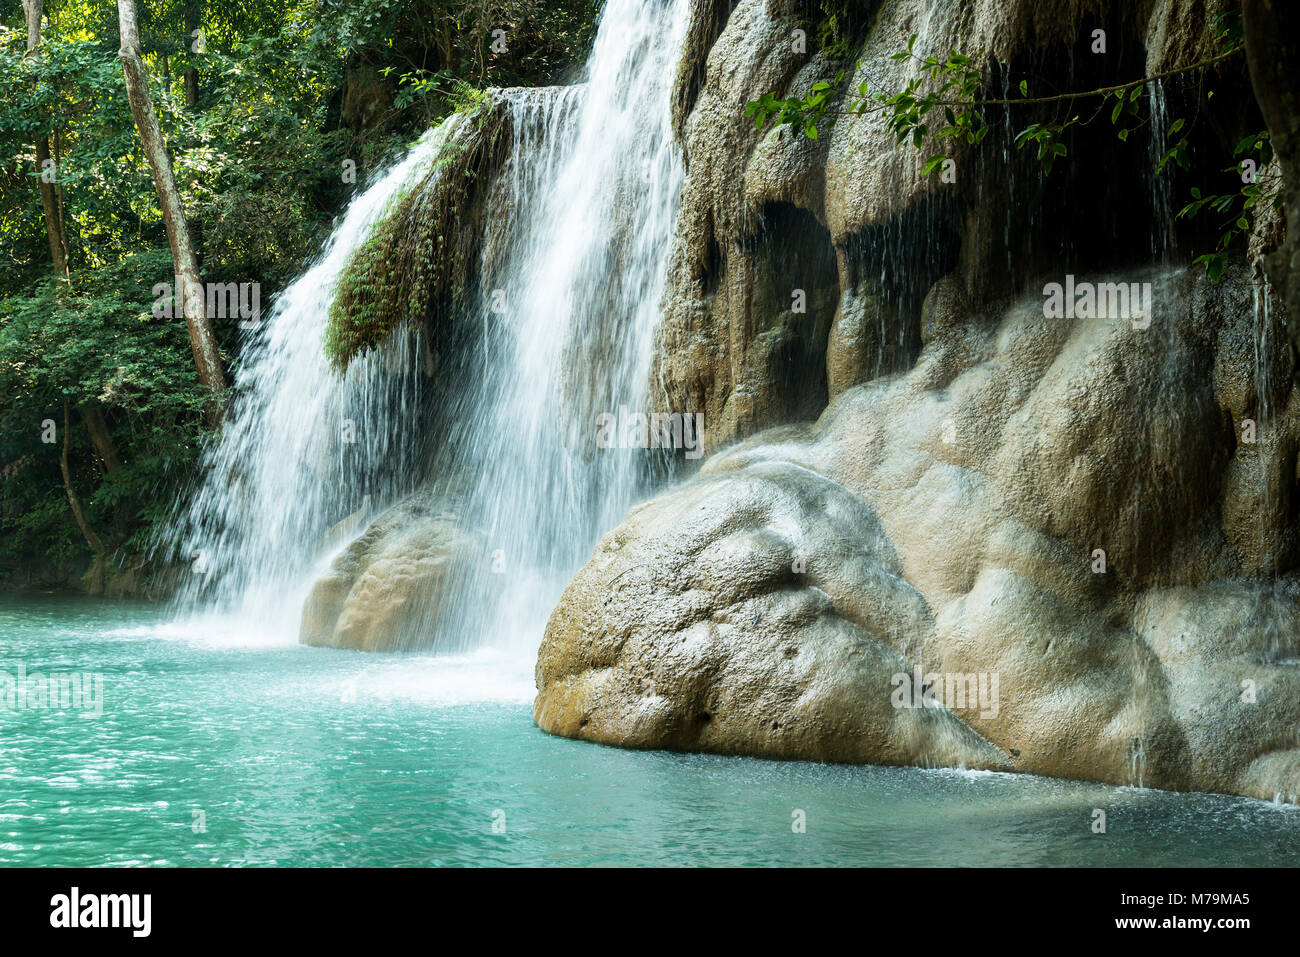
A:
[2,596,1299,867]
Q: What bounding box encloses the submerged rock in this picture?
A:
[537,268,1300,801]
[300,493,484,652]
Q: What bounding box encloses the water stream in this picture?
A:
[169,0,691,655]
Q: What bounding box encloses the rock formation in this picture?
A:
[538,267,1300,800]
[535,0,1300,802]
[301,492,485,652]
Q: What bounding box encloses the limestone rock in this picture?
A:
[539,267,1300,800]
[300,494,484,652]
[535,459,1010,769]
[655,0,1237,449]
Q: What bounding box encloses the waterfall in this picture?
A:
[169,0,692,650]
[1147,79,1174,262]
[167,130,452,635]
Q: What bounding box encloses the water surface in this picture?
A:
[2,596,1296,867]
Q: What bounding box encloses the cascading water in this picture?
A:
[170,0,692,652]
[168,129,455,636]
[433,0,692,651]
[1147,79,1174,262]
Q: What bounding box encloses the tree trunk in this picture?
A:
[184,3,200,108]
[33,137,68,277]
[81,405,122,474]
[117,0,226,427]
[61,402,107,558]
[53,130,67,249]
[22,0,39,49]
[22,0,70,280]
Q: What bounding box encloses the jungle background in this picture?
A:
[0,0,600,592]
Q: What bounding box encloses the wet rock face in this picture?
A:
[551,0,1300,799]
[300,494,482,652]
[655,0,1242,451]
[538,271,1300,802]
[535,458,1010,769]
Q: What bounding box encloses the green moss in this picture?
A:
[324,96,502,371]
[815,1,854,60]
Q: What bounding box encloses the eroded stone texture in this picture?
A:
[535,458,1010,769]
[539,269,1300,801]
[654,0,1238,450]
[301,493,483,652]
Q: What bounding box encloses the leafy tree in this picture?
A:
[0,0,602,588]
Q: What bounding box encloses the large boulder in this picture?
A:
[300,493,484,652]
[538,268,1300,801]
[535,457,1009,768]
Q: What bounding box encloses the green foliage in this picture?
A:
[0,29,135,285]
[1177,132,1283,282]
[1014,118,1074,176]
[1150,14,1277,282]
[324,181,433,369]
[0,249,212,571]
[746,77,843,141]
[325,95,496,369]
[814,1,854,61]
[745,34,992,152]
[340,0,601,124]
[744,10,1274,283]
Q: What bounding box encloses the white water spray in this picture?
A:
[171,0,692,653]
[169,128,456,635]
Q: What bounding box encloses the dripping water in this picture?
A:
[1147,79,1174,262]
[169,0,693,655]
